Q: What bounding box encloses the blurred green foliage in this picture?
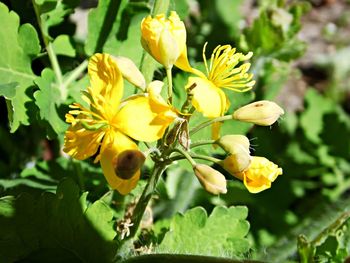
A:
[0,0,350,262]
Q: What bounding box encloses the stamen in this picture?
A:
[202,42,209,76]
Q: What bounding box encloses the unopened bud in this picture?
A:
[115,150,146,179]
[158,29,180,69]
[194,164,227,195]
[216,135,250,155]
[112,56,146,90]
[221,153,251,176]
[233,100,284,126]
[141,11,186,68]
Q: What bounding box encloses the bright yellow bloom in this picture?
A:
[64,53,176,194]
[177,43,256,118]
[141,11,187,69]
[235,156,282,193]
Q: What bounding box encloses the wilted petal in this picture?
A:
[100,131,140,195]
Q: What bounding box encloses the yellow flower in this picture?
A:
[141,11,187,69]
[177,43,256,118]
[235,156,282,193]
[64,53,176,194]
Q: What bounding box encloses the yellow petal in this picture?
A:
[211,122,221,141]
[115,96,175,142]
[187,77,227,118]
[175,48,206,78]
[241,156,282,193]
[243,175,271,193]
[100,131,140,195]
[63,121,105,160]
[88,53,123,116]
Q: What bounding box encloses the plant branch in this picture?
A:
[190,115,233,135]
[127,163,167,239]
[32,0,66,99]
[166,67,173,104]
[191,140,216,148]
[62,60,88,88]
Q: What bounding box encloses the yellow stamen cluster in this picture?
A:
[203,43,255,92]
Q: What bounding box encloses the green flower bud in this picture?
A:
[233,100,284,126]
[194,164,227,195]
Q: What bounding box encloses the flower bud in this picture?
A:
[194,164,227,195]
[114,150,146,180]
[233,100,284,126]
[141,11,186,69]
[221,153,251,177]
[216,135,250,155]
[236,156,282,193]
[112,56,146,90]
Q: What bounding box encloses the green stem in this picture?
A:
[137,0,171,89]
[151,0,170,16]
[172,148,196,167]
[190,115,233,135]
[171,153,221,164]
[47,42,64,86]
[166,67,173,104]
[128,163,167,238]
[32,0,65,99]
[311,210,350,246]
[62,60,88,88]
[191,140,216,148]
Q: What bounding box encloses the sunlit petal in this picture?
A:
[88,53,123,116]
[63,119,105,160]
[115,96,176,142]
[187,77,227,118]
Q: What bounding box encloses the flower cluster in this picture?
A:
[63,11,284,196]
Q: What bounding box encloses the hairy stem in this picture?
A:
[128,163,167,238]
[172,148,196,167]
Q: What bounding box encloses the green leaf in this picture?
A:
[0,178,118,263]
[215,0,244,32]
[84,0,129,55]
[0,3,41,132]
[157,206,251,258]
[35,0,79,38]
[0,82,17,99]
[52,34,76,57]
[34,68,68,136]
[300,89,334,144]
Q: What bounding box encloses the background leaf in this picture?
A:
[157,206,251,258]
[0,3,41,132]
[0,178,118,263]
